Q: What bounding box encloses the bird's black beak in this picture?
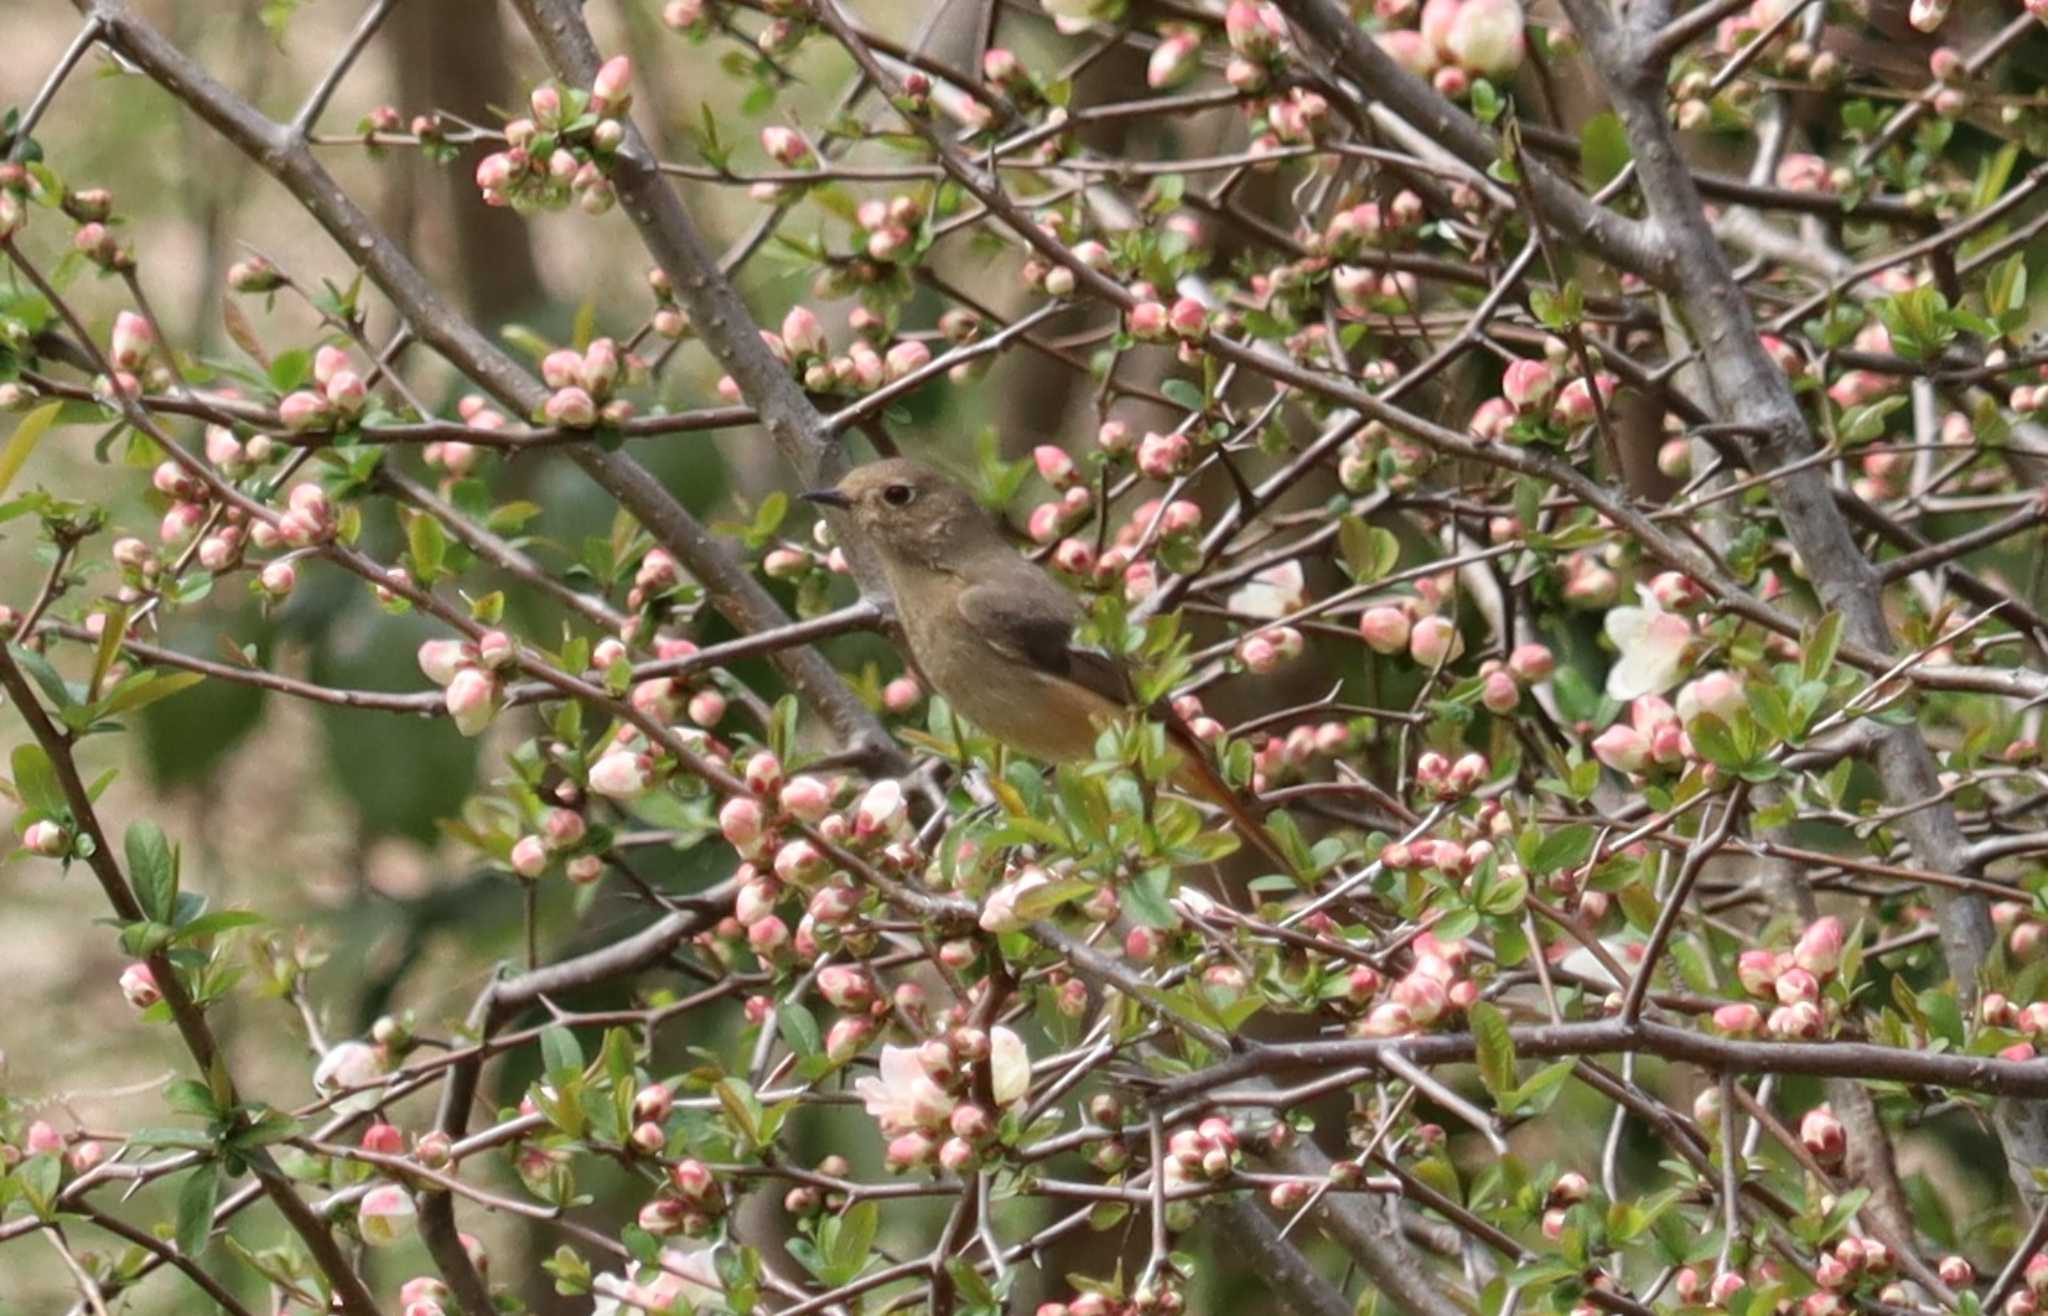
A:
[801,488,851,510]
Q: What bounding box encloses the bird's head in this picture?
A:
[803,458,993,566]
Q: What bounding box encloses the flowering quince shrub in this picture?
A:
[11,0,2048,1313]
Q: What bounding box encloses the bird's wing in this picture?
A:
[955,574,1135,709]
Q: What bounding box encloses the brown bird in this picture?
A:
[803,458,1290,871]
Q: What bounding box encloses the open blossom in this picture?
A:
[359,1184,417,1245]
[1227,561,1306,620]
[1443,0,1525,76]
[856,1044,957,1134]
[980,868,1052,933]
[1603,587,1692,701]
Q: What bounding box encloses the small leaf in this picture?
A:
[1469,1001,1517,1104]
[176,1164,220,1256]
[10,742,63,816]
[125,821,177,924]
[0,401,62,499]
[540,1026,584,1081]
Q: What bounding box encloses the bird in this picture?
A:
[802,457,1290,871]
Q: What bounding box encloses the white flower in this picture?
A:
[990,1026,1031,1106]
[358,1184,415,1245]
[313,1040,390,1114]
[1226,560,1306,621]
[1603,587,1692,701]
[592,1245,722,1316]
[854,1045,956,1134]
[979,869,1051,934]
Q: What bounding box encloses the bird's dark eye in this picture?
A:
[881,483,916,507]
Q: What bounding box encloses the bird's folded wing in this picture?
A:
[955,578,1135,710]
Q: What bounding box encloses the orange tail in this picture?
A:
[1165,721,1295,874]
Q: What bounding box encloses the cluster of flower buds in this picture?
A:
[636,1156,727,1237]
[1590,671,1744,776]
[420,396,505,480]
[1538,1170,1592,1238]
[855,1026,1031,1173]
[1710,916,1846,1040]
[474,57,632,214]
[1470,644,1556,713]
[539,336,633,430]
[419,632,514,739]
[1356,586,1470,673]
[1350,931,1481,1037]
[713,759,917,956]
[275,344,372,435]
[1825,322,1902,409]
[1373,0,1525,98]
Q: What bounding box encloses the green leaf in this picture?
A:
[0,401,62,499]
[164,1078,223,1120]
[1160,379,1203,411]
[1579,112,1631,190]
[407,511,449,584]
[10,742,63,817]
[14,644,77,710]
[96,670,207,720]
[778,1001,821,1058]
[824,1201,879,1283]
[175,1164,220,1256]
[125,821,177,924]
[1469,1001,1517,1105]
[540,1026,584,1082]
[266,348,310,394]
[1801,611,1844,682]
[1529,824,1596,877]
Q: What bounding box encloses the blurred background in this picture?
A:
[0,0,2022,1311]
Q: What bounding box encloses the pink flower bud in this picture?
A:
[278,390,332,433]
[1408,614,1461,666]
[885,1132,935,1171]
[1168,297,1208,339]
[1939,1256,1975,1287]
[774,838,826,884]
[418,639,469,687]
[1127,300,1170,341]
[1592,723,1649,774]
[1033,444,1077,488]
[1501,358,1555,412]
[444,667,500,737]
[1777,968,1821,1009]
[1775,153,1832,193]
[720,797,765,852]
[1356,606,1410,655]
[854,780,907,838]
[1799,1105,1845,1164]
[818,965,873,1011]
[510,835,548,878]
[119,962,160,1009]
[1909,0,1950,31]
[779,775,832,823]
[1736,949,1781,997]
[1226,0,1288,58]
[109,310,154,371]
[544,386,597,428]
[1712,1002,1762,1035]
[1136,430,1190,480]
[590,55,633,114]
[589,751,652,799]
[885,340,931,380]
[1793,916,1844,976]
[22,819,67,857]
[1096,420,1132,454]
